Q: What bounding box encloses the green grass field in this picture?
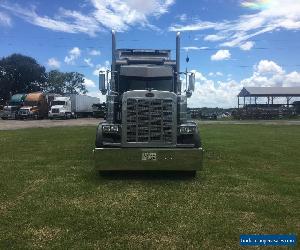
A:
[0,125,299,249]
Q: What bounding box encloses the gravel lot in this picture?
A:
[0,118,299,130]
[0,118,103,130]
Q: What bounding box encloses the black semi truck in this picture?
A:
[94,31,203,174]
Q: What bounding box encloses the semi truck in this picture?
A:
[48,95,99,119]
[94,31,203,174]
[1,94,26,120]
[18,92,49,119]
[92,102,106,118]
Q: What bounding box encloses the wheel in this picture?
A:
[182,171,196,177]
[189,171,197,177]
[193,132,201,148]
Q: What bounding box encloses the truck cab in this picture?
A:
[18,92,48,119]
[1,94,26,120]
[49,96,72,119]
[92,102,106,118]
[94,31,203,174]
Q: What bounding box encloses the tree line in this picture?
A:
[0,54,88,104]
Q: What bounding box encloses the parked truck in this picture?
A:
[94,31,203,174]
[49,94,99,119]
[18,92,49,119]
[1,94,26,120]
[92,102,106,118]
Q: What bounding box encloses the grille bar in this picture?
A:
[126,98,174,144]
[51,108,59,113]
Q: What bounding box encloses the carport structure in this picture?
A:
[238,87,300,108]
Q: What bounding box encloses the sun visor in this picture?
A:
[120,65,173,78]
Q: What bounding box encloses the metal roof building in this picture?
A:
[238,87,300,108]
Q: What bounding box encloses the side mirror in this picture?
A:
[188,73,195,92]
[99,73,107,95]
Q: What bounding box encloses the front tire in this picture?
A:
[193,131,201,148]
[188,171,197,177]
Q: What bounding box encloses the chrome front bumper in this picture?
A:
[49,113,64,118]
[93,147,203,171]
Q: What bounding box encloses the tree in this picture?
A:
[64,72,87,94]
[44,70,87,95]
[0,54,46,103]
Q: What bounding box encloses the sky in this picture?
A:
[1,0,300,107]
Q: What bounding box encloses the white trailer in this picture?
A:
[69,94,99,117]
[49,95,99,119]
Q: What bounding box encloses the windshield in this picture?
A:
[52,101,66,106]
[118,76,173,93]
[8,102,21,106]
[4,106,16,111]
[24,101,38,106]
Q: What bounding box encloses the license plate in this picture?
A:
[141,152,157,161]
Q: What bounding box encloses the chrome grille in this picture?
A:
[20,110,29,115]
[126,98,173,144]
[52,108,59,114]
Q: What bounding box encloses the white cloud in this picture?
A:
[47,58,61,69]
[0,4,101,36]
[188,72,242,108]
[240,41,255,51]
[211,50,231,61]
[169,0,300,48]
[182,46,209,51]
[284,72,300,87]
[0,1,174,35]
[178,13,187,22]
[91,0,174,31]
[64,47,81,65]
[0,11,11,26]
[188,60,300,107]
[204,34,225,42]
[255,60,284,75]
[83,77,96,88]
[169,20,222,32]
[240,60,300,88]
[84,58,94,68]
[89,49,101,56]
[88,90,105,101]
[70,47,81,56]
[93,61,110,76]
[208,72,223,77]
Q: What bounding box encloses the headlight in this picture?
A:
[110,125,119,132]
[179,125,196,134]
[102,124,119,133]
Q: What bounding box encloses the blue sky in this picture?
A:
[1,0,300,107]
